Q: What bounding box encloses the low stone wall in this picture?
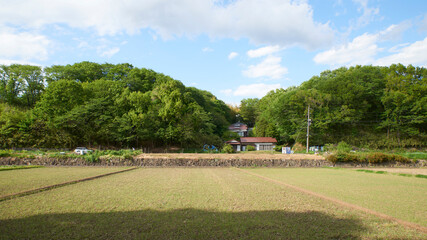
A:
[335,160,427,168]
[0,157,425,168]
[0,157,329,167]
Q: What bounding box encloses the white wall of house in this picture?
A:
[255,143,274,151]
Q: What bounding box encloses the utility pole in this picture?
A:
[306,105,311,153]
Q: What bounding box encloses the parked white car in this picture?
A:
[74,147,93,155]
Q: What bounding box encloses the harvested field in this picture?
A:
[0,167,130,196]
[246,168,427,227]
[0,167,426,239]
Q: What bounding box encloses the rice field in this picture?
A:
[0,167,426,239]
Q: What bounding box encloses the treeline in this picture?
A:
[0,62,234,148]
[241,64,426,149]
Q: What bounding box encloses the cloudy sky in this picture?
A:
[1,0,426,104]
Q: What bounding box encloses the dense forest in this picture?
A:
[1,62,426,149]
[0,62,235,149]
[241,64,426,149]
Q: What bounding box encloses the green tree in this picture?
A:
[239,98,259,127]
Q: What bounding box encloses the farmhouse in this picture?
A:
[225,137,277,151]
[228,122,248,137]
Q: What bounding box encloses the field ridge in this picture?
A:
[0,167,137,202]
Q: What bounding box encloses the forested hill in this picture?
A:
[253,64,427,148]
[0,62,234,148]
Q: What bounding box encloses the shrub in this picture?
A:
[273,145,283,152]
[0,150,11,157]
[221,144,235,154]
[83,151,103,163]
[292,142,305,152]
[324,143,335,152]
[123,153,133,160]
[366,152,411,164]
[390,154,411,163]
[326,152,362,164]
[325,154,338,164]
[337,141,352,153]
[366,152,389,164]
[247,145,255,151]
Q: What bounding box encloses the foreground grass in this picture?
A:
[247,168,427,227]
[0,167,129,196]
[0,168,425,239]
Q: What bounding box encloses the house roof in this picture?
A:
[240,137,277,143]
[225,139,240,145]
[228,122,248,131]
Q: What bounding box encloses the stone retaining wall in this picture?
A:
[1,157,425,167]
[0,157,329,167]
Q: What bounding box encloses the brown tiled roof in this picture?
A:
[228,122,248,131]
[240,137,277,143]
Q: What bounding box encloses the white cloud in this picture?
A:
[202,47,213,52]
[352,0,380,27]
[0,0,334,49]
[243,56,288,79]
[0,59,41,66]
[314,33,381,66]
[220,89,233,95]
[0,29,51,61]
[314,21,427,68]
[420,13,427,32]
[233,83,281,98]
[99,47,120,58]
[379,21,412,41]
[247,45,282,58]
[375,37,427,67]
[228,52,238,60]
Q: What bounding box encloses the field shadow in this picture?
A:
[1,208,366,239]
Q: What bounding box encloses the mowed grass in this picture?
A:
[0,168,426,239]
[246,168,427,227]
[0,167,129,196]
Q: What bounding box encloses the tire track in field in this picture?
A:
[0,167,138,202]
[234,167,427,234]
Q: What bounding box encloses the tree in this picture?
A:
[0,65,44,107]
[35,79,85,119]
[239,98,259,127]
[381,64,427,146]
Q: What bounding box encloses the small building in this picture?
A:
[228,122,248,137]
[225,137,277,151]
[225,139,241,152]
[240,137,277,151]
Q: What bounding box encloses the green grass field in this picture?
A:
[0,167,129,196]
[246,168,427,227]
[0,167,426,239]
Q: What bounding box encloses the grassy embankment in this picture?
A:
[0,167,425,239]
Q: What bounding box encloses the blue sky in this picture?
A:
[1,0,426,105]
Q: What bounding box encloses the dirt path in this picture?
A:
[235,167,427,234]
